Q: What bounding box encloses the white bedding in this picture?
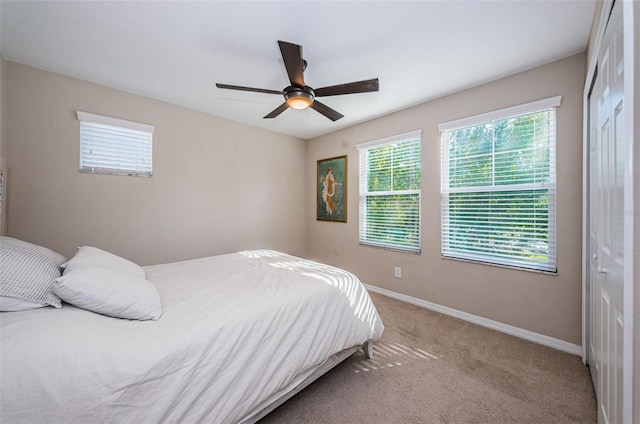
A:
[0,250,383,423]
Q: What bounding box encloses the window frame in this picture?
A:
[438,96,561,273]
[77,111,154,178]
[357,130,422,254]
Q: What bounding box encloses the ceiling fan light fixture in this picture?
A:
[284,87,315,110]
[286,95,313,109]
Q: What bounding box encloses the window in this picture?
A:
[357,130,422,253]
[77,111,154,177]
[438,96,560,272]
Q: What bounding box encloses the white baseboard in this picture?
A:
[364,284,582,356]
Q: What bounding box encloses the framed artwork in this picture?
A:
[317,155,347,222]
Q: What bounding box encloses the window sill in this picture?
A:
[441,254,557,275]
[360,242,421,255]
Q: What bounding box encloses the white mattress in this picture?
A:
[0,250,384,423]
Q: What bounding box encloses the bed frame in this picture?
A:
[241,341,374,423]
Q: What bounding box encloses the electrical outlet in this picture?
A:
[394,267,402,278]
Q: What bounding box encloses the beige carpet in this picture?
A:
[260,292,596,424]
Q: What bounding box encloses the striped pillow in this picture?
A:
[0,237,66,308]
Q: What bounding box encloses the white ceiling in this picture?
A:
[1,1,595,140]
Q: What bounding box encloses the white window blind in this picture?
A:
[357,130,422,253]
[439,96,560,272]
[77,111,154,177]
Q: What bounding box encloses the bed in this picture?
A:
[0,244,384,423]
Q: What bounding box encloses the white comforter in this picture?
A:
[1,250,383,423]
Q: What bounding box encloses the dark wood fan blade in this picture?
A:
[278,41,305,88]
[310,100,344,121]
[314,78,379,97]
[216,83,282,95]
[263,102,290,119]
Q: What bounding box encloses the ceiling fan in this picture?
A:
[216,40,379,121]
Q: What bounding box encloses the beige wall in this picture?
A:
[1,55,7,235]
[1,55,5,158]
[5,62,307,265]
[306,53,586,345]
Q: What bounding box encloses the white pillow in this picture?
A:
[63,246,145,279]
[0,296,47,312]
[53,267,162,321]
[0,236,65,308]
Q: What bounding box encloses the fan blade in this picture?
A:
[278,41,305,88]
[314,78,379,97]
[263,102,290,119]
[216,83,282,95]
[310,100,344,121]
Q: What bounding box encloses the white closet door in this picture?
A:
[588,1,625,423]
